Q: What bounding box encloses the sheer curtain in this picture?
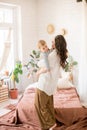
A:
[0,29,11,71]
[78,0,87,105]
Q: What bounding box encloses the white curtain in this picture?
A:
[78,0,87,105]
[0,28,11,71]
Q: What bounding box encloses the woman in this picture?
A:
[35,35,68,130]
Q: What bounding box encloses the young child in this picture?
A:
[37,40,51,76]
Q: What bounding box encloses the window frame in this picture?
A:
[0,3,22,71]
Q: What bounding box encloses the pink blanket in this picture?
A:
[0,87,87,130]
[54,88,82,108]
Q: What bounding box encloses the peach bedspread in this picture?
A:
[0,87,87,130]
[54,88,82,108]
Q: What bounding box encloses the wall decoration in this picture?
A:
[60,28,67,36]
[47,24,55,34]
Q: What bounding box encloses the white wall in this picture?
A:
[36,0,83,87]
[37,0,82,63]
[0,0,83,91]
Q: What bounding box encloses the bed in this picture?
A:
[0,87,87,130]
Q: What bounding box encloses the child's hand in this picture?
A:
[51,41,55,49]
[36,70,40,77]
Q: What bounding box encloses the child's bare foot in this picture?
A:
[49,123,57,130]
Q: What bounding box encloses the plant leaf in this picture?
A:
[32,50,36,55]
[30,54,34,58]
[72,61,78,65]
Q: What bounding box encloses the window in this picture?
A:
[0,3,22,74]
[0,7,13,23]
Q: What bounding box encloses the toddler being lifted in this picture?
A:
[37,40,52,77]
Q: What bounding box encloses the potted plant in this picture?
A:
[9,61,23,99]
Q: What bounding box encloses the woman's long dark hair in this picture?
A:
[55,35,68,68]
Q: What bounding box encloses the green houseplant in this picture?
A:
[9,61,23,99]
[24,50,40,80]
[64,55,78,72]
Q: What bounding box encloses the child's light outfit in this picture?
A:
[41,52,50,70]
[40,49,52,70]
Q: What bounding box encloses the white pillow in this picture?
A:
[57,67,74,89]
[57,77,74,89]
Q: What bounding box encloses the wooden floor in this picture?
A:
[0,94,22,117]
